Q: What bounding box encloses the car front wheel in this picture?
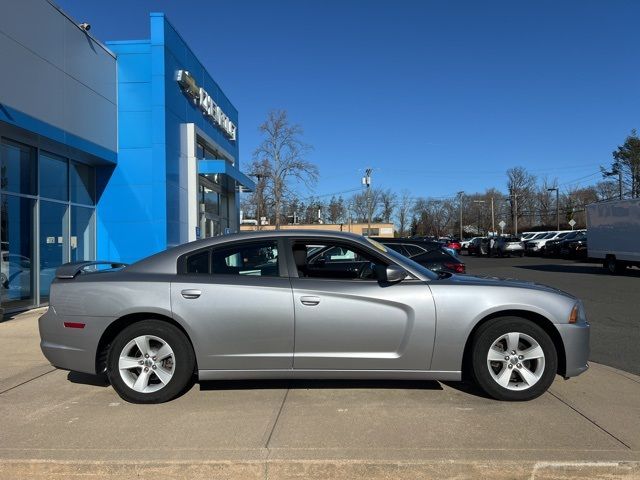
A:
[471,317,557,401]
[107,320,195,404]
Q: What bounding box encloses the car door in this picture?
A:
[288,239,437,371]
[171,238,294,371]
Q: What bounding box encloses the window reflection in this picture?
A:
[1,195,34,308]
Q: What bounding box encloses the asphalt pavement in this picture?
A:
[462,253,640,375]
[1,305,639,479]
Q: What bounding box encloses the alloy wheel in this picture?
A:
[486,332,545,391]
[118,335,175,393]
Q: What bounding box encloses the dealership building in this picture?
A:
[0,0,253,312]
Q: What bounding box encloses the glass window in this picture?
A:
[40,152,68,201]
[71,206,95,262]
[186,250,210,274]
[1,195,34,308]
[403,244,426,257]
[302,242,386,280]
[70,162,95,205]
[201,185,219,216]
[211,241,279,277]
[40,201,67,299]
[1,140,36,195]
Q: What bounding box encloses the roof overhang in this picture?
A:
[198,159,256,192]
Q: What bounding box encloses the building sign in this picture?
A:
[176,70,237,141]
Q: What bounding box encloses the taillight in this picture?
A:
[444,262,465,273]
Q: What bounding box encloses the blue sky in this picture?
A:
[57,0,640,201]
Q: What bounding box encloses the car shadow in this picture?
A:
[515,264,640,277]
[441,380,494,399]
[199,379,443,391]
[67,371,110,387]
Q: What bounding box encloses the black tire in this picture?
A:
[605,257,626,275]
[107,320,195,404]
[518,252,524,257]
[470,317,557,401]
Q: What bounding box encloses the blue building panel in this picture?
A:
[98,12,243,263]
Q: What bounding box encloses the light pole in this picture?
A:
[362,168,373,236]
[547,187,559,230]
[457,191,464,240]
[473,200,485,235]
[509,193,519,236]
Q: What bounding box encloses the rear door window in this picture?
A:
[211,241,279,277]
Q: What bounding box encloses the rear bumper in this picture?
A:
[556,321,590,378]
[39,307,112,375]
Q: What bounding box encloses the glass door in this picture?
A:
[1,195,35,309]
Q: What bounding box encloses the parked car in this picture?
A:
[490,237,525,257]
[544,230,586,257]
[460,237,481,252]
[560,232,588,259]
[467,237,485,256]
[525,232,560,255]
[373,238,466,274]
[519,232,537,241]
[445,239,462,254]
[40,230,589,404]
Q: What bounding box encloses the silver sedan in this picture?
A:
[39,231,590,403]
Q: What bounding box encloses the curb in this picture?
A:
[1,459,639,480]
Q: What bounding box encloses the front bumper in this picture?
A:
[556,321,590,378]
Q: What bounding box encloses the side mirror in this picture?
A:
[378,264,407,283]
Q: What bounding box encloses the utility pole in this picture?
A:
[473,199,485,235]
[457,191,464,240]
[362,168,373,236]
[510,193,519,236]
[548,187,559,230]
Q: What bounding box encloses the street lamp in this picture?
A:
[547,187,559,230]
[457,191,464,240]
[473,200,485,235]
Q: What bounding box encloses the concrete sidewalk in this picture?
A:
[1,309,639,479]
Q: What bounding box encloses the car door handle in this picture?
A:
[300,296,320,306]
[181,289,201,299]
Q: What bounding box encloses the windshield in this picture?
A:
[532,233,547,239]
[384,247,439,280]
[563,231,579,240]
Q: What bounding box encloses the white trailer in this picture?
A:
[586,198,640,274]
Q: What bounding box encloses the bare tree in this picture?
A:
[349,189,381,223]
[594,180,619,201]
[413,198,455,237]
[327,196,346,224]
[507,166,537,231]
[395,190,413,237]
[253,110,318,228]
[379,189,397,223]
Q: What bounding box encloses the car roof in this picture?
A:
[126,230,374,274]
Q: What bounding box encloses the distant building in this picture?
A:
[240,223,395,238]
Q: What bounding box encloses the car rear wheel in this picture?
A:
[605,257,626,275]
[470,317,557,401]
[107,320,195,404]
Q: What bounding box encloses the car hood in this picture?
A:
[446,273,575,298]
